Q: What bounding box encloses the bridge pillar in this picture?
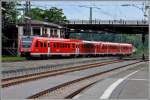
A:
[142,33,145,60]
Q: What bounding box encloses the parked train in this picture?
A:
[19,36,134,59]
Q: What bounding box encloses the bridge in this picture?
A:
[64,20,148,34]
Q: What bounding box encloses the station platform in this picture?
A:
[73,62,148,99]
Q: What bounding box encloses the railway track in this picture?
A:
[27,60,143,99]
[2,60,124,88]
[2,57,113,79]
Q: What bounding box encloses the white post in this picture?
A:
[52,29,55,37]
[17,26,24,55]
[18,26,24,36]
[57,29,60,38]
[47,28,50,37]
[31,27,33,35]
[40,27,43,36]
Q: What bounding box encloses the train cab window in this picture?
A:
[35,41,38,47]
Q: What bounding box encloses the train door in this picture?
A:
[43,41,47,54]
[119,44,121,55]
[95,44,97,55]
[106,44,109,55]
[76,43,79,55]
[39,41,43,54]
[48,40,50,56]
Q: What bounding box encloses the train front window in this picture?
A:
[35,41,38,47]
[22,41,32,48]
[22,37,33,48]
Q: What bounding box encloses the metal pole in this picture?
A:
[25,0,31,36]
[89,7,92,24]
[0,0,1,58]
[28,0,31,35]
[142,33,145,60]
[142,1,148,60]
[148,0,150,63]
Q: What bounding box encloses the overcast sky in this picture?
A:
[20,0,148,20]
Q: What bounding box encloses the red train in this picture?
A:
[19,36,134,59]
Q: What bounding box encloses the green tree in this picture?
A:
[30,8,45,21]
[2,1,19,27]
[30,7,67,23]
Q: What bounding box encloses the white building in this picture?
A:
[17,20,66,38]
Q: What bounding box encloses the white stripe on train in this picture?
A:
[30,53,131,56]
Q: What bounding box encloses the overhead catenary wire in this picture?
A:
[17,2,146,20]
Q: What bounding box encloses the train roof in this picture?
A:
[32,36,82,42]
[21,36,132,46]
[83,40,102,44]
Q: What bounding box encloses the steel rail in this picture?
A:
[2,57,112,78]
[27,60,142,99]
[2,60,123,88]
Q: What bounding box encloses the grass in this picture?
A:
[2,56,26,62]
[131,48,148,58]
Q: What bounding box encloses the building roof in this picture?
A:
[18,20,64,29]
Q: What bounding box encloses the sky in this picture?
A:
[19,0,148,20]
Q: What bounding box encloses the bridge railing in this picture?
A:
[67,20,148,25]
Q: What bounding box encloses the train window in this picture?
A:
[35,41,38,47]
[76,45,78,48]
[63,44,65,48]
[53,43,56,48]
[22,42,32,48]
[40,42,43,47]
[60,43,63,48]
[68,44,70,48]
[103,45,106,49]
[48,43,50,47]
[62,43,64,48]
[44,42,47,47]
[65,44,67,48]
[22,36,34,41]
[59,44,62,48]
[55,43,58,48]
[72,44,75,48]
[56,43,59,48]
[63,43,65,48]
[82,45,84,48]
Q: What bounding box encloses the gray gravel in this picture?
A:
[2,57,115,78]
[2,57,114,71]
